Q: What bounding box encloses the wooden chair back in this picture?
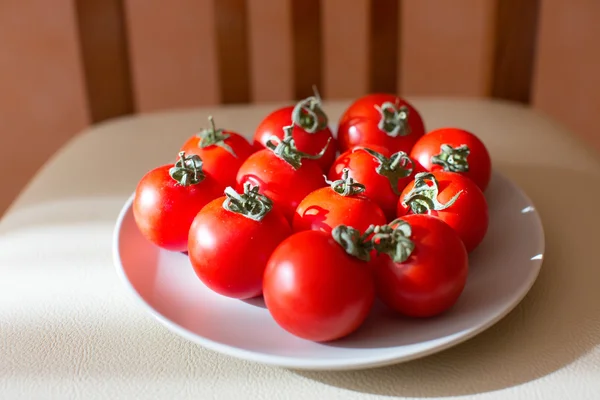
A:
[1,0,599,214]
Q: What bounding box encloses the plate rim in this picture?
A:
[113,171,545,370]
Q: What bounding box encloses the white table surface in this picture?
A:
[1,98,599,400]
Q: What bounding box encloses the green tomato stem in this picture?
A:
[169,151,205,186]
[401,172,462,214]
[196,115,237,157]
[374,101,411,137]
[358,147,414,195]
[291,86,329,133]
[371,219,415,263]
[265,123,331,170]
[324,168,365,196]
[331,225,375,262]
[222,182,273,221]
[431,144,470,172]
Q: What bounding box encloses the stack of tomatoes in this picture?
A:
[132,92,492,342]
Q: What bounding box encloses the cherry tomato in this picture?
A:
[293,168,386,234]
[337,93,425,154]
[410,127,491,191]
[238,125,328,221]
[253,91,336,172]
[370,215,468,317]
[328,146,424,220]
[180,116,254,188]
[133,152,222,252]
[188,183,291,299]
[397,171,488,252]
[263,226,375,342]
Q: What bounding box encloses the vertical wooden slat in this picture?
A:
[247,0,293,103]
[215,0,251,104]
[0,0,89,215]
[321,0,369,99]
[125,0,220,111]
[400,0,497,97]
[369,0,399,94]
[491,0,540,103]
[532,0,600,152]
[291,0,322,100]
[76,0,134,121]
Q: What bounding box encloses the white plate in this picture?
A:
[113,171,544,371]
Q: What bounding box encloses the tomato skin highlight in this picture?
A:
[293,186,386,234]
[328,147,424,220]
[188,196,291,299]
[236,149,326,222]
[410,127,492,191]
[133,164,222,253]
[181,130,254,189]
[371,214,468,317]
[337,94,425,154]
[397,171,488,252]
[263,230,375,342]
[253,106,337,172]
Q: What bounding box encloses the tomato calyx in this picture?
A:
[371,219,415,263]
[324,168,366,196]
[223,182,273,221]
[374,101,411,137]
[291,86,328,133]
[195,115,236,157]
[331,225,374,262]
[266,124,332,170]
[402,172,462,214]
[432,144,470,173]
[169,151,206,186]
[358,147,414,195]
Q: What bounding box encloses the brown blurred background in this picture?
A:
[1,0,599,215]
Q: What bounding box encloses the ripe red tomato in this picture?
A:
[263,226,375,342]
[328,146,424,220]
[188,183,291,299]
[133,152,222,252]
[397,171,488,252]
[180,116,254,188]
[370,215,468,317]
[253,91,336,172]
[410,127,491,191]
[337,93,425,154]
[293,168,386,234]
[238,125,328,221]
